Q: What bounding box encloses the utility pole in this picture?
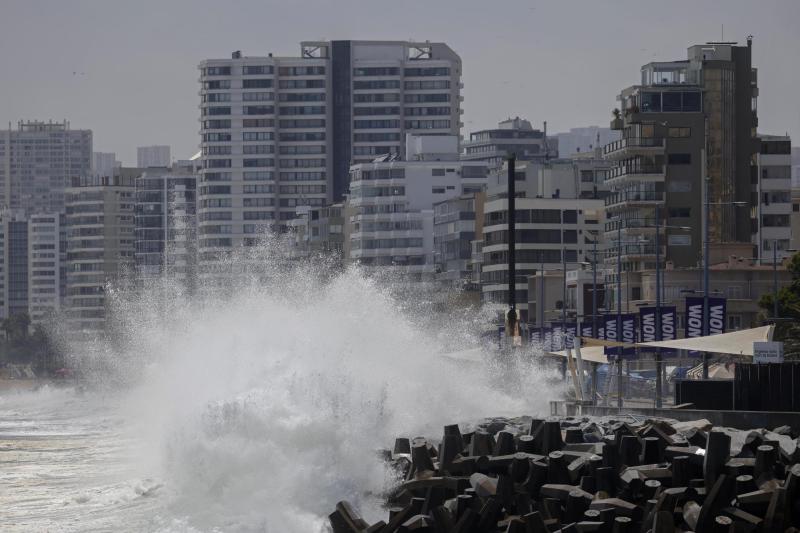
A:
[617,222,623,409]
[506,155,518,347]
[655,204,663,408]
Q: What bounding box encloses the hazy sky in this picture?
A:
[2,0,798,165]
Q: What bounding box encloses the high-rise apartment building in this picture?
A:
[0,212,63,325]
[137,145,171,168]
[197,40,462,264]
[134,162,197,286]
[754,135,792,262]
[65,170,137,334]
[0,121,92,215]
[603,38,759,308]
[463,118,552,169]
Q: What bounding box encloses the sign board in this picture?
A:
[684,296,726,357]
[753,341,784,364]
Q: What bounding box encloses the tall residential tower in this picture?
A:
[197,40,462,266]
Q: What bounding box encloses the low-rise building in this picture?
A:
[345,134,487,281]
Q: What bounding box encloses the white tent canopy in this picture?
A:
[635,325,774,356]
[545,325,774,361]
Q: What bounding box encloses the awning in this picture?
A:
[635,325,774,356]
[545,325,774,361]
[547,345,609,364]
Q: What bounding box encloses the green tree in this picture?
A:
[759,252,800,359]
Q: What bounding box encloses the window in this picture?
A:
[641,92,661,112]
[353,93,399,103]
[668,234,691,246]
[242,119,275,128]
[794,204,800,213]
[668,207,691,218]
[662,92,682,112]
[243,132,274,141]
[353,80,400,90]
[432,187,445,194]
[279,106,326,115]
[404,67,450,76]
[279,132,325,142]
[563,230,577,243]
[762,214,790,227]
[204,133,232,142]
[204,66,231,76]
[243,158,274,167]
[353,67,399,76]
[668,153,691,165]
[761,141,791,155]
[667,178,692,192]
[280,79,326,89]
[204,159,231,168]
[431,168,446,177]
[204,93,231,102]
[243,105,274,115]
[243,65,273,75]
[727,285,743,299]
[243,92,274,102]
[242,145,274,154]
[563,210,577,224]
[728,314,742,330]
[203,120,231,129]
[243,171,274,181]
[404,80,450,90]
[667,127,691,138]
[279,119,326,128]
[279,66,325,76]
[204,80,231,90]
[404,106,451,116]
[280,93,326,102]
[354,119,399,129]
[243,79,273,89]
[404,119,451,129]
[405,93,450,103]
[353,106,400,116]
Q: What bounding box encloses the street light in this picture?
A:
[702,189,748,378]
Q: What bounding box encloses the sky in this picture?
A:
[1,0,798,165]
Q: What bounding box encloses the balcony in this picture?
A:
[605,243,663,261]
[604,191,664,212]
[603,137,665,160]
[605,163,665,186]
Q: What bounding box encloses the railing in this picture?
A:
[603,137,664,155]
[605,191,664,207]
[606,164,664,181]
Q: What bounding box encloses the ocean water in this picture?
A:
[1,243,559,532]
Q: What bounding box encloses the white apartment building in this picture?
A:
[345,135,486,279]
[65,170,137,334]
[137,145,171,168]
[197,40,462,266]
[754,135,792,262]
[0,121,92,214]
[481,197,604,321]
[0,212,63,326]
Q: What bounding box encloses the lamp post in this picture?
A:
[701,194,748,378]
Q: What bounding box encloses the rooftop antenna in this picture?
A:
[721,24,724,42]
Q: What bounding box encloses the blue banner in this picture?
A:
[684,296,726,357]
[551,322,578,349]
[580,321,604,340]
[604,313,637,359]
[640,306,678,357]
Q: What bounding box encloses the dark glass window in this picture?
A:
[668,153,691,165]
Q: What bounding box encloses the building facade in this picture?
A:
[754,135,792,262]
[603,39,759,309]
[93,152,121,177]
[65,170,137,333]
[134,163,198,285]
[433,192,484,288]
[345,135,486,280]
[555,126,619,158]
[197,40,462,266]
[463,117,552,169]
[481,196,604,321]
[0,121,92,214]
[137,145,171,168]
